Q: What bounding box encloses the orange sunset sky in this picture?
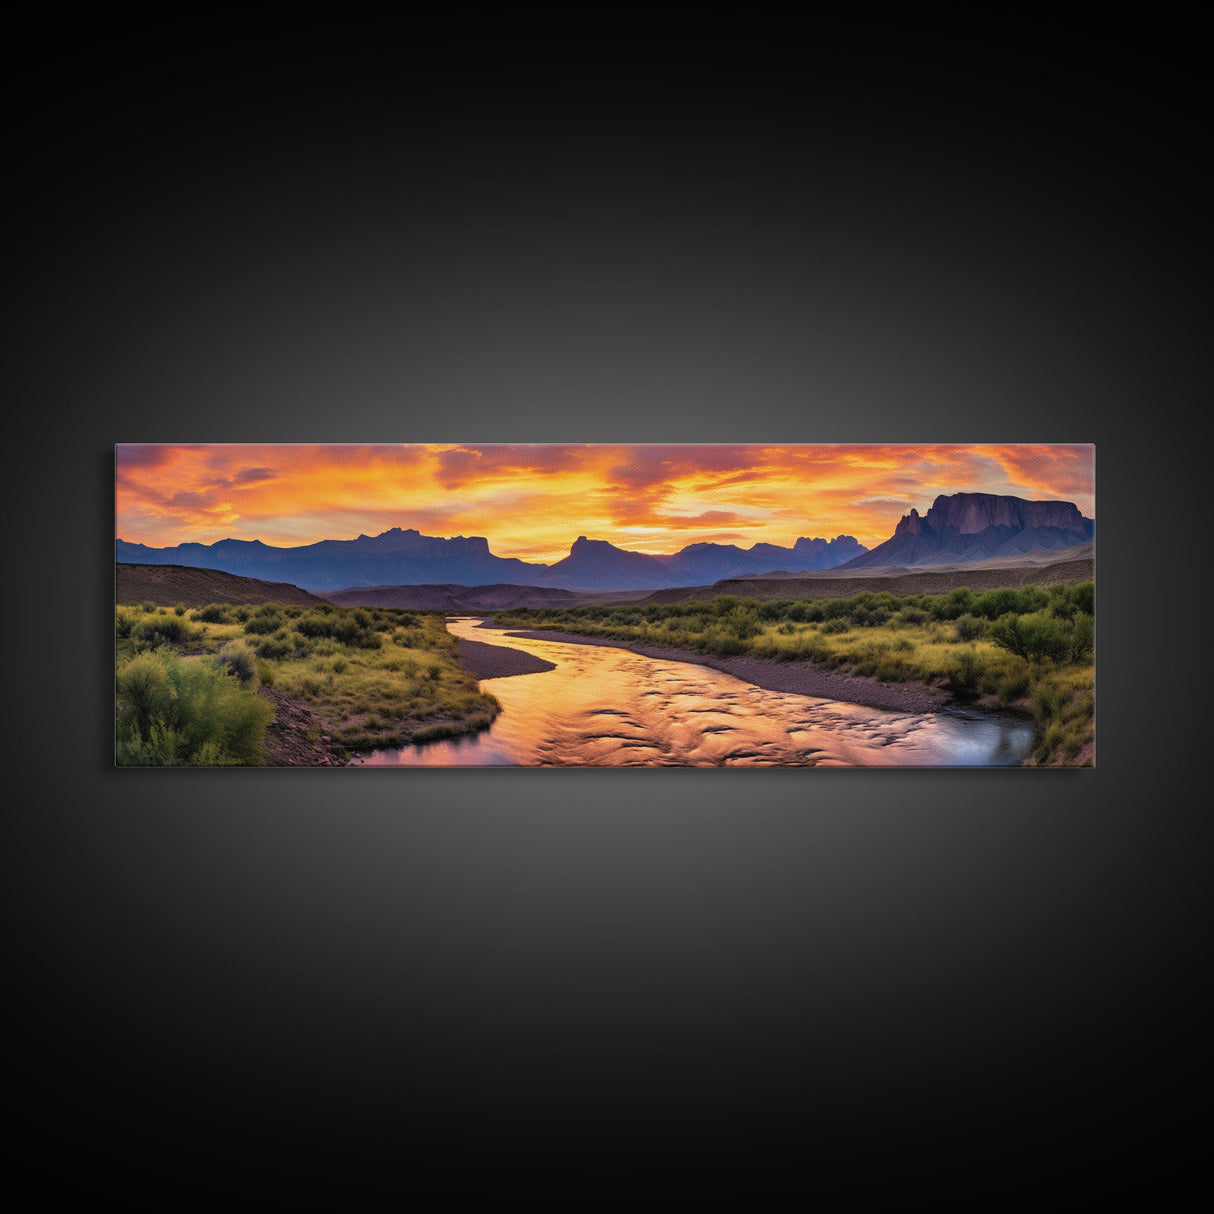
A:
[115,444,1095,564]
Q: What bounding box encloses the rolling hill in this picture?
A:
[116,563,331,607]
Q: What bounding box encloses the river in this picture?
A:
[350,618,1034,767]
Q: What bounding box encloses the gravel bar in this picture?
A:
[456,637,558,679]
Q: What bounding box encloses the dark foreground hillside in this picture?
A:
[116,563,330,608]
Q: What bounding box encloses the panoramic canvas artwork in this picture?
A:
[115,444,1095,768]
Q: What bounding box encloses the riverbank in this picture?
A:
[493,626,952,714]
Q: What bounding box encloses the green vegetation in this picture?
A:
[115,601,501,765]
[496,581,1095,766]
[115,646,274,766]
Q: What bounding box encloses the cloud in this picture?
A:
[114,442,1095,554]
[433,445,592,490]
[660,511,745,528]
[229,465,278,486]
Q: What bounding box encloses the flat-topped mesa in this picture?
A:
[922,492,1087,535]
[571,535,609,551]
[837,491,1094,571]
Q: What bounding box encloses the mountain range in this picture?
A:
[115,529,867,593]
[114,492,1094,594]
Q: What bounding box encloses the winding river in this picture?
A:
[351,618,1034,768]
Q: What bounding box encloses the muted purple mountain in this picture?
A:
[115,527,867,593]
[836,493,1094,570]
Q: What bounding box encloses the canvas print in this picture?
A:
[115,444,1094,768]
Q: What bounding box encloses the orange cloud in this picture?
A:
[115,443,1094,560]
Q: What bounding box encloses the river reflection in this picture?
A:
[352,618,1034,768]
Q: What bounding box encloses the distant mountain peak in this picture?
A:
[841,491,1093,571]
[117,524,871,593]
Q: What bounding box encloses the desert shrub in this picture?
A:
[116,648,273,766]
[954,613,985,642]
[116,649,179,745]
[820,618,848,635]
[1030,683,1094,765]
[723,604,761,639]
[243,606,285,635]
[252,635,293,659]
[132,613,197,649]
[950,647,980,696]
[702,631,748,656]
[1068,612,1094,662]
[972,588,1022,621]
[193,603,233,624]
[115,606,137,638]
[850,606,891,627]
[875,659,910,682]
[1021,613,1070,663]
[928,588,973,620]
[997,669,1031,702]
[989,612,1069,663]
[749,635,782,659]
[215,639,257,683]
[255,660,275,687]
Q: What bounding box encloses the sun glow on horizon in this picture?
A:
[115,443,1095,561]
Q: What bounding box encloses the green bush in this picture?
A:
[989,612,1069,663]
[253,634,294,659]
[131,613,198,649]
[703,631,748,656]
[215,639,258,683]
[115,606,137,638]
[243,606,285,635]
[116,648,273,766]
[723,604,761,639]
[1069,612,1094,662]
[193,603,233,623]
[954,613,986,642]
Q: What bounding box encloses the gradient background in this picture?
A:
[12,11,1205,1204]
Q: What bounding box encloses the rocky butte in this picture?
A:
[838,492,1094,570]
